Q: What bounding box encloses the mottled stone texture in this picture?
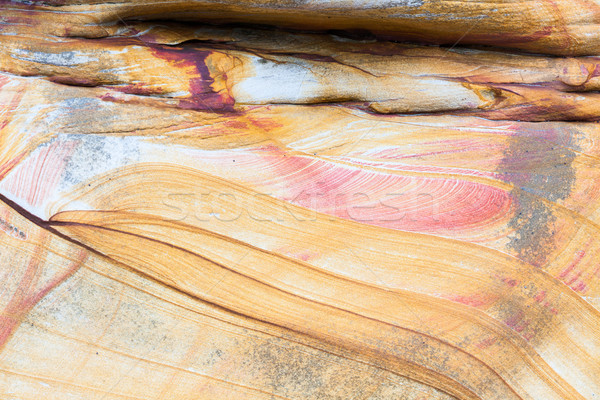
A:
[1,1,600,399]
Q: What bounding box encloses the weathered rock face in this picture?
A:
[4,23,600,120]
[6,0,600,55]
[1,1,600,400]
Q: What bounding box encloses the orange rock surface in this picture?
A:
[1,1,600,399]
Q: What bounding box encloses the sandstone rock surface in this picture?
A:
[1,1,600,399]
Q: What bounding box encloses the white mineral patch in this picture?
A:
[57,134,142,191]
[232,57,320,104]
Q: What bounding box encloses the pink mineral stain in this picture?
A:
[0,139,78,209]
[0,232,87,349]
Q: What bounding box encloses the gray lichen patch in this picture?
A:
[10,49,99,67]
[499,134,577,266]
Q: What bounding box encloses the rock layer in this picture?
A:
[5,0,600,55]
